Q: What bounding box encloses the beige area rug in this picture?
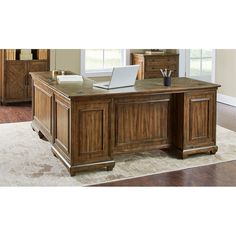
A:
[0,122,236,186]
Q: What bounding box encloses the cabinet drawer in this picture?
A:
[146,59,169,66]
[145,71,163,79]
[145,64,177,72]
[170,70,178,77]
[145,56,178,65]
[167,64,177,70]
[145,65,165,72]
[145,70,178,79]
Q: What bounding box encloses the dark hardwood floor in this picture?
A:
[0,101,235,186]
[95,160,236,186]
[0,102,32,123]
[95,102,236,186]
[217,102,236,132]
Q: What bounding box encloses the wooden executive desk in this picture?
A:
[30,72,220,176]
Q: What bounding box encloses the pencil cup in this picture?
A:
[164,76,171,86]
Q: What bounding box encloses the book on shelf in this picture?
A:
[37,49,48,60]
[6,49,16,60]
[5,49,48,60]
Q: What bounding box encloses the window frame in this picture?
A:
[80,49,130,77]
[185,49,216,83]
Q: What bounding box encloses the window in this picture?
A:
[185,49,215,83]
[81,49,128,76]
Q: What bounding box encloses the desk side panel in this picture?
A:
[32,80,53,142]
[184,90,216,149]
[0,50,3,101]
[53,93,71,163]
[72,99,112,165]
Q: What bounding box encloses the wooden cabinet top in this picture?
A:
[132,53,179,57]
[30,71,220,99]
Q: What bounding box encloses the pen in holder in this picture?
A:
[164,76,171,86]
[160,69,172,86]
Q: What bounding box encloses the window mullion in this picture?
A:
[200,49,203,76]
[102,49,105,70]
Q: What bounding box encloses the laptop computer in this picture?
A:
[93,65,140,89]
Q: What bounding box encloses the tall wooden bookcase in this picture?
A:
[0,49,50,104]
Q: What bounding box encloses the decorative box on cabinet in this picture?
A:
[0,49,50,104]
[132,53,179,80]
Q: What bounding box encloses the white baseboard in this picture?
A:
[217,93,236,107]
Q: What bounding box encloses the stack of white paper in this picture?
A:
[57,75,83,83]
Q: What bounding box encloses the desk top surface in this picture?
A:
[30,71,220,99]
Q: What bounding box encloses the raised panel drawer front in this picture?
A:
[145,57,178,73]
[146,64,167,72]
[185,91,216,148]
[145,71,178,79]
[146,59,169,67]
[145,56,177,65]
[145,71,163,78]
[167,64,178,70]
[114,95,172,152]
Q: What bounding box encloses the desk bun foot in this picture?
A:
[70,170,76,177]
[106,164,115,171]
[209,146,218,154]
[38,130,45,139]
[175,145,219,159]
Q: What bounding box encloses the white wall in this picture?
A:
[50,49,145,74]
[215,49,236,98]
[215,49,236,106]
[50,49,81,74]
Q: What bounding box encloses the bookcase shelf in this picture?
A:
[0,49,50,104]
[5,49,49,61]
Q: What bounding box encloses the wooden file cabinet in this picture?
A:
[132,53,179,80]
